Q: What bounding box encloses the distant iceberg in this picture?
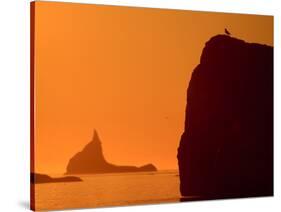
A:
[65,130,157,174]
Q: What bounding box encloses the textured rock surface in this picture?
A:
[177,35,273,198]
[66,130,157,174]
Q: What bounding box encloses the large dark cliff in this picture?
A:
[177,35,273,198]
[66,130,157,174]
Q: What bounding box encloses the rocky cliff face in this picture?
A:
[177,35,273,198]
[66,130,157,174]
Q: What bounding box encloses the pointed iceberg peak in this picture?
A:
[80,129,103,153]
[92,129,97,139]
[92,129,101,143]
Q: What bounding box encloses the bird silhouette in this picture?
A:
[225,28,231,36]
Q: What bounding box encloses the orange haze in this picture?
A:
[32,1,273,174]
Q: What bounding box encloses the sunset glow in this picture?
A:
[32,1,273,174]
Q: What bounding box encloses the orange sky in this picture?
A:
[33,1,273,174]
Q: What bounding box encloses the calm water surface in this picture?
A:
[35,170,181,211]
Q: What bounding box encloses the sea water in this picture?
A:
[35,170,181,211]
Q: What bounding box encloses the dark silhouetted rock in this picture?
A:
[138,164,157,172]
[31,173,82,184]
[66,130,157,174]
[177,35,273,198]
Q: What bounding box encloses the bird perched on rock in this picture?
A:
[225,28,231,36]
